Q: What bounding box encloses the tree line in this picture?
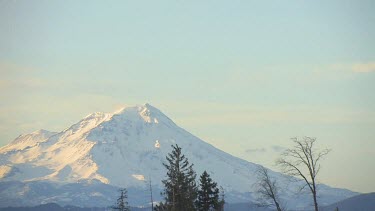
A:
[154,144,224,211]
[112,144,224,211]
[113,137,330,211]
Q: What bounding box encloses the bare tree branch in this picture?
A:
[276,137,330,211]
[253,166,284,211]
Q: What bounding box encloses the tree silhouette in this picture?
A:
[156,144,197,211]
[197,171,220,211]
[276,137,330,211]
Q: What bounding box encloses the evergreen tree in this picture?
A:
[218,186,225,211]
[154,202,167,211]
[112,188,130,211]
[197,171,220,211]
[158,144,197,211]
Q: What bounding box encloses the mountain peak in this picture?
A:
[83,111,109,120]
[111,103,175,126]
[143,102,151,107]
[31,129,54,135]
[0,103,357,209]
[114,103,153,113]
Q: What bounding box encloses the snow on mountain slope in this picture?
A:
[0,104,357,209]
[0,111,112,183]
[0,129,57,153]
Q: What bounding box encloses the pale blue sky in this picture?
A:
[1,0,374,193]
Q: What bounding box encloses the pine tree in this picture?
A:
[218,186,225,211]
[112,188,130,211]
[154,202,167,211]
[197,171,220,211]
[158,144,197,211]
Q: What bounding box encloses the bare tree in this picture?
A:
[276,137,330,211]
[254,166,283,211]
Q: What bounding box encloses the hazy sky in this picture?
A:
[1,0,374,193]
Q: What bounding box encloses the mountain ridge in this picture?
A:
[0,104,358,209]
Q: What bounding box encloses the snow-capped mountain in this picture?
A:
[0,104,357,209]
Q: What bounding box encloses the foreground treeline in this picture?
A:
[154,145,224,211]
[114,137,332,211]
[113,145,224,211]
[0,203,105,211]
[0,203,149,211]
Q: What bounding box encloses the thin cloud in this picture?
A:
[0,78,47,89]
[311,62,375,80]
[0,61,50,90]
[245,148,267,154]
[0,61,39,75]
[270,145,286,153]
[177,105,375,127]
[352,62,375,73]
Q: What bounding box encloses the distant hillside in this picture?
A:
[224,203,272,211]
[0,202,283,211]
[7,197,375,211]
[0,203,103,211]
[321,192,375,211]
[0,203,271,211]
[0,203,148,211]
